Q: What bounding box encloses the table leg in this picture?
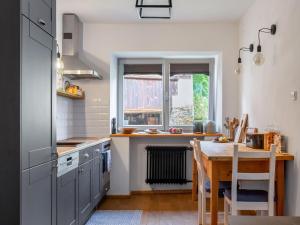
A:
[210,161,219,225]
[192,158,198,201]
[276,161,285,216]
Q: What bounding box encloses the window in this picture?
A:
[122,63,164,127]
[169,73,209,127]
[169,63,210,127]
[118,59,214,130]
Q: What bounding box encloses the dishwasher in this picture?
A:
[57,151,79,177]
[56,151,79,225]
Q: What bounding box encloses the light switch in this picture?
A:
[290,91,298,101]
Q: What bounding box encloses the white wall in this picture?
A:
[238,0,300,216]
[56,8,239,133]
[81,22,239,134]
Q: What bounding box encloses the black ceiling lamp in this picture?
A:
[253,24,277,65]
[136,0,172,19]
[234,44,254,75]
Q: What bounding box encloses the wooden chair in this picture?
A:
[193,138,231,225]
[224,144,276,225]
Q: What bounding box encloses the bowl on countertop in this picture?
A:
[120,127,136,134]
[169,128,183,134]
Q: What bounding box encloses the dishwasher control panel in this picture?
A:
[57,151,79,177]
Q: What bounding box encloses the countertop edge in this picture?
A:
[57,137,111,157]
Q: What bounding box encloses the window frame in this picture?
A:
[118,58,215,131]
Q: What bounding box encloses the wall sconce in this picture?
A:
[253,24,277,65]
[234,44,254,75]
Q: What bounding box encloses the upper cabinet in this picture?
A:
[21,0,56,37]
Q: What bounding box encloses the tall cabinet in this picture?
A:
[0,1,56,225]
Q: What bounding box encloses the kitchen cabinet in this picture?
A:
[21,0,56,36]
[79,147,93,165]
[57,144,106,225]
[92,146,103,207]
[21,161,57,225]
[0,0,56,224]
[78,160,93,225]
[57,169,78,225]
[21,16,56,170]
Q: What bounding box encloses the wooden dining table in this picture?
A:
[191,141,294,225]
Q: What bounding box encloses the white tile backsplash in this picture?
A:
[56,96,74,140]
[56,80,110,140]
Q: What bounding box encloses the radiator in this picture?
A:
[145,146,191,184]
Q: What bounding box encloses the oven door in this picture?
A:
[101,149,111,193]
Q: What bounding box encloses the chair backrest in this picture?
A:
[231,144,276,214]
[193,138,205,184]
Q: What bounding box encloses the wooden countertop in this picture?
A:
[57,137,111,157]
[111,132,222,138]
[191,141,294,161]
[57,137,110,144]
[57,146,77,157]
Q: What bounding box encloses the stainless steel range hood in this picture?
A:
[62,14,102,80]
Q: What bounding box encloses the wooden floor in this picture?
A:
[97,193,224,225]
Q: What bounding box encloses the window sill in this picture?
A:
[110,132,222,138]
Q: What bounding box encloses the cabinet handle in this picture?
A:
[84,153,90,159]
[38,18,46,26]
[79,168,84,173]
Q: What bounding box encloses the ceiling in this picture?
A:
[57,0,255,23]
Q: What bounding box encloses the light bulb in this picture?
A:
[253,52,265,65]
[234,63,241,75]
[253,45,265,65]
[56,58,64,73]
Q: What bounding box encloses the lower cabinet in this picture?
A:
[22,161,57,225]
[78,160,93,225]
[57,146,104,225]
[57,169,78,225]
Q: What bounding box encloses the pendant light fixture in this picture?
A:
[234,44,254,75]
[253,24,277,65]
[136,0,172,19]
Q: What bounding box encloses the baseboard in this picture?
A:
[106,189,192,199]
[131,189,192,195]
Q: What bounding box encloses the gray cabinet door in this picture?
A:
[57,169,78,225]
[22,161,57,225]
[92,154,102,208]
[21,0,54,36]
[21,17,55,170]
[78,161,93,225]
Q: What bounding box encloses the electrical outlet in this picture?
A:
[290,91,298,101]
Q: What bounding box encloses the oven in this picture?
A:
[101,140,111,194]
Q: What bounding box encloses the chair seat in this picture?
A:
[224,189,269,202]
[204,181,232,197]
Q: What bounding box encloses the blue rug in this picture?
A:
[85,210,142,225]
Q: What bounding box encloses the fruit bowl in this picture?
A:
[213,136,229,143]
[120,127,136,134]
